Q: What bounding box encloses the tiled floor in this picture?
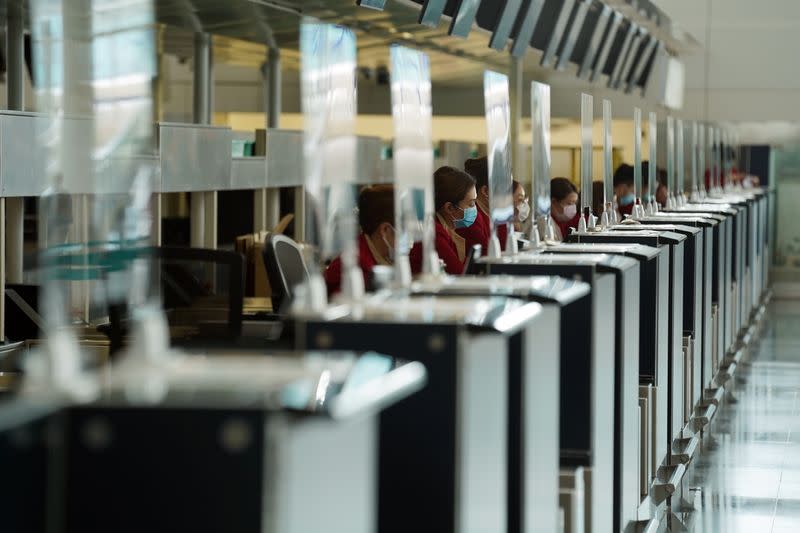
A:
[690,300,800,532]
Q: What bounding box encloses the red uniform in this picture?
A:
[618,202,634,217]
[551,212,581,241]
[324,234,422,295]
[455,204,508,254]
[435,215,467,275]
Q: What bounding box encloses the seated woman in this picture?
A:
[641,161,669,207]
[512,179,529,232]
[550,177,580,241]
[434,166,478,275]
[324,184,420,295]
[459,157,509,253]
[613,163,636,217]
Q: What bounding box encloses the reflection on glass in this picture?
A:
[666,116,675,198]
[389,45,435,279]
[580,94,593,214]
[676,119,685,196]
[648,112,657,199]
[483,70,514,252]
[31,0,157,380]
[531,82,552,240]
[602,100,613,209]
[633,107,642,201]
[690,122,699,196]
[300,20,358,266]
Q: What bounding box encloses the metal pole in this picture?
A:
[7,3,24,110]
[191,32,210,248]
[268,48,281,128]
[193,33,211,124]
[6,3,25,285]
[257,48,282,232]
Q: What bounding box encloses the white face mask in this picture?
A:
[555,203,578,222]
[516,200,530,222]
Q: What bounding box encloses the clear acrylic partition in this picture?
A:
[633,107,642,203]
[666,116,675,207]
[676,119,685,198]
[706,125,713,194]
[700,125,708,197]
[602,99,613,224]
[31,0,159,390]
[579,93,593,227]
[483,70,514,256]
[300,20,359,304]
[722,129,731,190]
[531,82,552,241]
[389,45,436,281]
[714,127,722,194]
[648,111,657,212]
[690,122,699,198]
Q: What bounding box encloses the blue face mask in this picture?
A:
[619,193,636,207]
[454,205,478,229]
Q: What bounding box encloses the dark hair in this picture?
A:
[592,180,605,215]
[434,166,476,211]
[358,184,394,235]
[464,157,488,189]
[657,169,668,188]
[613,164,634,187]
[513,179,522,194]
[550,177,577,202]
[641,161,668,188]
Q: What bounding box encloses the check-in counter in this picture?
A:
[698,196,757,330]
[407,274,589,533]
[295,294,556,533]
[477,253,636,533]
[0,353,426,533]
[564,231,692,444]
[542,243,668,499]
[704,189,769,319]
[664,204,739,352]
[634,215,720,390]
[612,226,704,407]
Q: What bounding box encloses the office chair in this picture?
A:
[263,233,310,313]
[100,247,246,352]
[462,244,483,275]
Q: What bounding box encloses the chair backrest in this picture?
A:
[463,244,483,275]
[154,246,245,341]
[263,233,309,312]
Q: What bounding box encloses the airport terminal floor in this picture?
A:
[690,300,800,532]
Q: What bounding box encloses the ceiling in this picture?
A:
[1,0,699,97]
[157,0,513,86]
[153,0,687,90]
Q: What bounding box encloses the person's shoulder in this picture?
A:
[435,217,449,236]
[357,233,370,252]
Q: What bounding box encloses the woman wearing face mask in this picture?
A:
[435,166,478,275]
[613,164,636,216]
[324,184,421,295]
[513,179,531,232]
[459,156,508,253]
[550,177,580,241]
